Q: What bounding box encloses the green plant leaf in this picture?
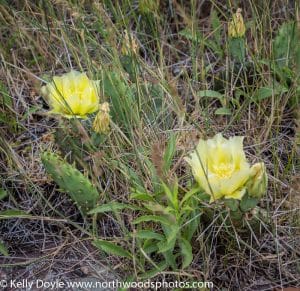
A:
[210,10,223,58]
[88,202,141,214]
[118,163,144,189]
[273,21,300,70]
[166,225,180,244]
[179,28,202,43]
[132,215,172,226]
[163,133,177,174]
[142,202,167,213]
[182,210,200,241]
[158,224,179,253]
[93,240,131,258]
[0,210,28,219]
[180,205,194,213]
[211,10,221,44]
[224,199,239,211]
[230,210,243,221]
[0,80,13,107]
[228,37,246,63]
[197,90,223,99]
[157,237,176,253]
[117,276,134,291]
[198,191,211,202]
[240,195,259,212]
[253,85,288,101]
[139,261,168,279]
[161,181,178,210]
[215,107,232,115]
[180,187,201,207]
[0,241,8,256]
[161,182,174,205]
[134,230,164,241]
[172,178,179,210]
[0,189,8,200]
[142,239,159,254]
[130,191,154,201]
[0,80,17,131]
[163,250,177,270]
[179,237,193,268]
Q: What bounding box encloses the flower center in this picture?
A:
[212,163,234,178]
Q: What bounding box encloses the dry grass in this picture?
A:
[0,0,299,290]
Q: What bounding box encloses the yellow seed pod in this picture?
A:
[228,8,246,38]
[92,102,110,134]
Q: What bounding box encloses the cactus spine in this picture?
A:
[41,152,99,215]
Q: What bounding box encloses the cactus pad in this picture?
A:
[41,152,99,215]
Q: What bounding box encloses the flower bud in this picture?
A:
[228,8,246,38]
[92,102,110,134]
[247,163,268,198]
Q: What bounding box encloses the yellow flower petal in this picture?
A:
[185,133,252,202]
[41,70,100,118]
[225,188,246,200]
[221,169,250,196]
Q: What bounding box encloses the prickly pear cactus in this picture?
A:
[228,37,246,63]
[120,55,137,80]
[273,21,300,71]
[41,152,99,215]
[102,71,137,128]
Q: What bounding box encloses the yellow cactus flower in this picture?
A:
[41,70,100,118]
[121,30,139,55]
[185,133,251,202]
[246,162,268,198]
[92,102,110,134]
[228,8,246,38]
